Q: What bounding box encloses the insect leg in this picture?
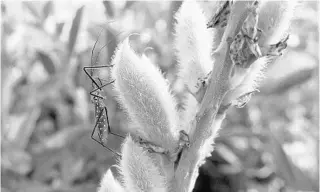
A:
[91,104,121,157]
[84,29,124,90]
[92,31,124,67]
[104,106,125,139]
[90,20,120,67]
[83,65,115,91]
[88,78,115,99]
[94,78,125,138]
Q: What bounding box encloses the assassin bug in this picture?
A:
[90,78,124,157]
[83,24,125,157]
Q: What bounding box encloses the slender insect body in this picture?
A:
[87,79,124,157]
[94,94,109,144]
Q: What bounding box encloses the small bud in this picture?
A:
[178,92,198,135]
[98,168,125,192]
[223,56,271,107]
[258,0,298,46]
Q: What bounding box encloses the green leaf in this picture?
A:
[37,51,56,75]
[68,6,84,55]
[55,22,65,37]
[266,132,318,191]
[42,1,53,20]
[2,3,6,14]
[102,1,114,17]
[22,2,41,20]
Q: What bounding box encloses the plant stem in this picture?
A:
[170,2,251,191]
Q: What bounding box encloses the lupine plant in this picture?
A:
[97,1,297,192]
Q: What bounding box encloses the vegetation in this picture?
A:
[1,1,318,192]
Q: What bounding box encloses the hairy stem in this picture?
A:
[171,2,251,191]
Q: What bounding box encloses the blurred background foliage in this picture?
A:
[1,1,318,192]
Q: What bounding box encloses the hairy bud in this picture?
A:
[178,92,198,135]
[120,136,167,192]
[112,38,179,151]
[258,0,298,46]
[223,56,271,107]
[98,168,125,192]
[174,1,214,94]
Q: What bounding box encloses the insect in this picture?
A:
[90,79,124,157]
[83,25,125,157]
[229,0,262,68]
[207,0,233,28]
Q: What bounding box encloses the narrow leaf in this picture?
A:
[42,1,53,20]
[102,1,114,17]
[22,2,41,20]
[68,6,84,55]
[266,132,318,191]
[37,51,56,75]
[55,22,65,38]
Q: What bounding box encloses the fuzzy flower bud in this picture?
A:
[223,56,272,107]
[112,38,179,151]
[174,0,214,94]
[120,136,167,192]
[178,92,198,135]
[98,168,125,192]
[258,0,298,46]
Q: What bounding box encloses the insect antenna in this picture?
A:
[83,30,124,90]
